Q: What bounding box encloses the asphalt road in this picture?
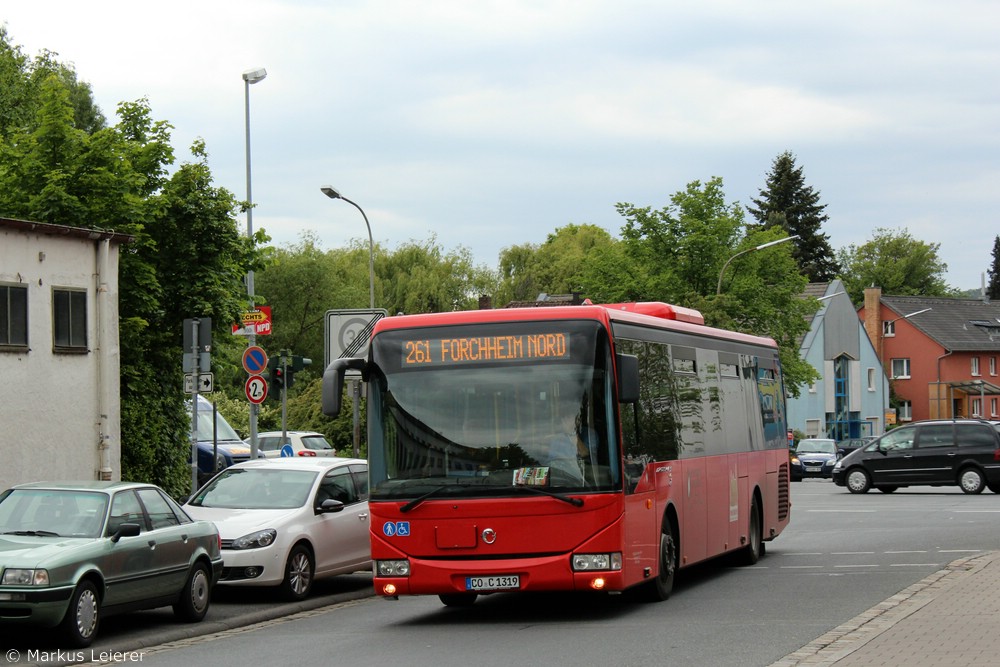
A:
[7,481,999,666]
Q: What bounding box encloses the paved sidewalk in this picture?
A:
[769,551,1000,667]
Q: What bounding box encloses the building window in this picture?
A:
[890,358,911,379]
[867,368,876,392]
[971,356,981,376]
[899,401,912,422]
[991,398,998,418]
[991,357,997,376]
[971,398,982,418]
[882,321,895,337]
[53,288,87,350]
[1,284,29,348]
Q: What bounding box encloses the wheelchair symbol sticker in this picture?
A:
[382,521,411,537]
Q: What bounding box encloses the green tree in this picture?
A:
[0,27,104,138]
[607,178,817,396]
[0,37,260,495]
[836,227,955,303]
[496,223,617,305]
[988,236,1000,301]
[747,151,839,282]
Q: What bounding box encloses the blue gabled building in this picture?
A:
[786,280,889,441]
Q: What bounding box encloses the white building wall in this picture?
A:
[0,221,124,491]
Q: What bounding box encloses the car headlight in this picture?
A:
[833,461,843,471]
[790,456,800,465]
[230,529,277,550]
[572,553,622,571]
[2,568,49,586]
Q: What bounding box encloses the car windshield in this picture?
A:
[797,440,836,455]
[0,489,109,538]
[187,468,319,509]
[301,435,334,451]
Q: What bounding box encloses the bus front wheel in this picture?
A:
[643,522,676,602]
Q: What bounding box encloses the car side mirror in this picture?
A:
[111,522,141,543]
[317,498,345,514]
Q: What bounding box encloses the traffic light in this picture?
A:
[266,357,284,400]
[285,356,312,389]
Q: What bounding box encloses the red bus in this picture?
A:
[322,301,791,605]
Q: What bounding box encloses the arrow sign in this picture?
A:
[243,346,268,375]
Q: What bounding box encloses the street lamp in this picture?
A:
[243,66,266,459]
[716,235,799,295]
[321,185,375,309]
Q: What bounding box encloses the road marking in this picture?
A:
[780,565,824,569]
[889,563,938,567]
[783,552,824,556]
[834,564,878,568]
[831,551,874,555]
[938,549,983,553]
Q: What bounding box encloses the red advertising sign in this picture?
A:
[232,306,272,336]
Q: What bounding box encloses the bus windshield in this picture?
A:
[367,320,621,500]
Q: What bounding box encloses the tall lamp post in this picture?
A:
[243,67,266,459]
[321,185,375,309]
[321,185,375,458]
[716,235,799,295]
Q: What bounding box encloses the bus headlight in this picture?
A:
[376,560,411,577]
[572,553,622,571]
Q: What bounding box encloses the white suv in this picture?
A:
[257,431,337,458]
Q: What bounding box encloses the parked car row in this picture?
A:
[0,458,371,647]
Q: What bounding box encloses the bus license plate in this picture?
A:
[466,575,519,591]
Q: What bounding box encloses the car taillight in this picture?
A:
[297,450,317,456]
[995,449,1000,462]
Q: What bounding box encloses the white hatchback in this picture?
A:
[184,458,370,600]
[256,431,337,458]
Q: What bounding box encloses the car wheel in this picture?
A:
[845,468,871,494]
[439,593,478,607]
[60,580,100,648]
[173,562,211,622]
[876,486,898,493]
[280,543,315,601]
[641,521,677,601]
[959,467,985,494]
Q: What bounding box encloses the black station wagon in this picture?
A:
[832,419,1000,494]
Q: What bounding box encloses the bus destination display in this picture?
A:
[403,332,570,366]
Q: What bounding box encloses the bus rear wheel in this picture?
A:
[737,496,762,566]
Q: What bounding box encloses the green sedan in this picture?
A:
[0,481,223,647]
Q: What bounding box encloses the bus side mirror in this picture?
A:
[617,353,639,403]
[322,357,367,417]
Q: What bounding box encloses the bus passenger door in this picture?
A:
[623,460,658,587]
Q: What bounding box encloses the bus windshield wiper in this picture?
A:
[399,485,451,513]
[510,485,584,507]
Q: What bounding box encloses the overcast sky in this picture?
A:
[4,1,998,291]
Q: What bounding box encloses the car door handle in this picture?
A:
[147,540,157,550]
[358,513,369,521]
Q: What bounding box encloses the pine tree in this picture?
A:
[988,235,1000,300]
[748,151,840,282]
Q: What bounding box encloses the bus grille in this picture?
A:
[777,463,790,521]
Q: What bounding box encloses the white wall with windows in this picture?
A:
[0,218,129,491]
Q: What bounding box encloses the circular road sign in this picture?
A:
[280,444,295,457]
[243,346,268,375]
[245,375,268,405]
